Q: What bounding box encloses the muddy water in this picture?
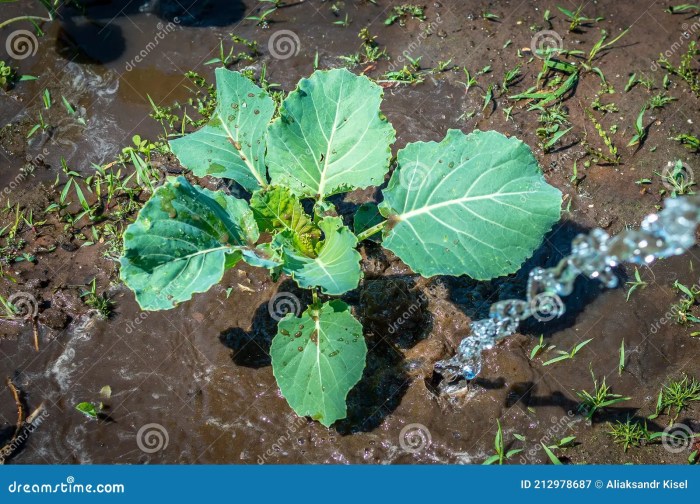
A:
[1,0,700,464]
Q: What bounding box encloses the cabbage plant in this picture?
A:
[119,68,562,426]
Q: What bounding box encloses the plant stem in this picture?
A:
[355,220,386,241]
[0,15,53,30]
[312,288,319,307]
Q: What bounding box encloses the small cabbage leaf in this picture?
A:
[239,244,283,270]
[266,68,395,198]
[120,177,260,310]
[270,300,366,427]
[380,129,562,279]
[169,68,274,192]
[250,186,321,257]
[273,216,361,295]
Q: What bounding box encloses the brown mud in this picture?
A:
[0,0,699,464]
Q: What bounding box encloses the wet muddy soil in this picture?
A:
[1,0,700,464]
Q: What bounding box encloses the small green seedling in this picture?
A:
[666,4,700,14]
[75,402,99,419]
[502,65,522,92]
[658,41,700,96]
[384,4,425,26]
[619,339,625,376]
[333,13,351,27]
[648,375,700,422]
[541,435,576,464]
[483,420,523,465]
[585,29,629,66]
[577,368,631,419]
[542,338,593,366]
[246,7,277,27]
[627,105,648,147]
[460,68,478,93]
[0,60,17,89]
[557,4,603,32]
[80,278,113,318]
[119,68,562,427]
[607,418,672,451]
[648,92,676,109]
[672,133,700,151]
[530,334,550,359]
[625,267,647,301]
[482,84,494,112]
[658,161,696,197]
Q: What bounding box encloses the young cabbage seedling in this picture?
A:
[119,68,562,427]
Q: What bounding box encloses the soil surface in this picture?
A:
[1,0,700,464]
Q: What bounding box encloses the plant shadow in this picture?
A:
[443,219,627,339]
[55,0,247,64]
[218,280,310,369]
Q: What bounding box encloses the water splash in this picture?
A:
[434,195,700,394]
